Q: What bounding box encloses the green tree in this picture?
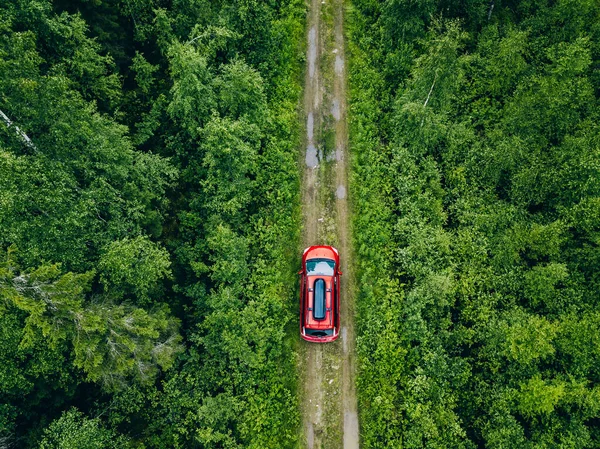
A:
[1,248,182,391]
[99,236,172,305]
[39,409,129,449]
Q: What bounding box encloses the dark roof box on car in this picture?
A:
[313,278,326,320]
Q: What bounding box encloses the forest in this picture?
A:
[349,0,600,447]
[3,0,600,447]
[0,0,304,447]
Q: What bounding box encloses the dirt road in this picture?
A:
[300,0,359,447]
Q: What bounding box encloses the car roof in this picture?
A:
[304,275,335,330]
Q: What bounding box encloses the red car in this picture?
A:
[299,245,341,342]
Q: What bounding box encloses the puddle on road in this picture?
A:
[336,185,346,199]
[335,55,344,75]
[344,412,359,449]
[326,143,342,162]
[307,112,314,141]
[331,98,341,121]
[306,144,319,168]
[308,27,317,79]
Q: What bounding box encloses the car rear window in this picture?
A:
[305,328,333,337]
[313,278,326,320]
[306,258,335,276]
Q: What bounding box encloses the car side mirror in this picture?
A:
[298,270,304,275]
[338,270,343,276]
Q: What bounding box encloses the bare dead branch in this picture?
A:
[0,109,37,151]
[423,72,438,109]
[487,1,495,21]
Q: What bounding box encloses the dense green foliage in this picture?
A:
[39,409,129,449]
[349,0,600,447]
[0,0,304,447]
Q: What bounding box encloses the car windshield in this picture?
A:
[306,258,335,276]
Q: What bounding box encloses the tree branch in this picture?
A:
[487,1,495,21]
[0,109,37,151]
[423,72,437,109]
[421,72,438,128]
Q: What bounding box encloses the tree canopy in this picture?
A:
[0,0,304,447]
[350,0,600,447]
